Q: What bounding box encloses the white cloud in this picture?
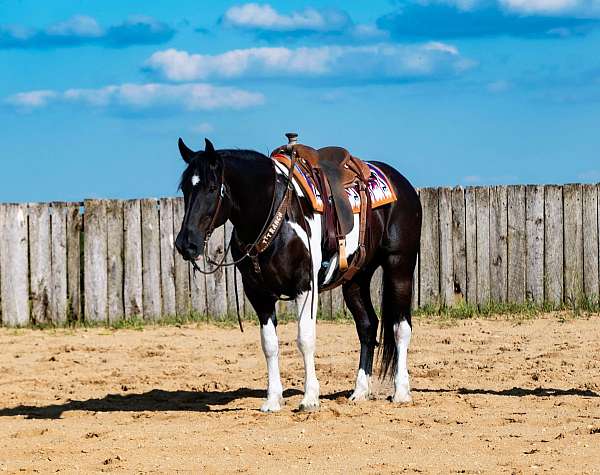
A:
[499,0,580,13]
[6,90,57,109]
[6,83,264,112]
[45,15,103,37]
[223,3,350,32]
[146,43,472,83]
[423,0,600,14]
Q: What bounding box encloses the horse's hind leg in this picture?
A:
[380,253,414,403]
[343,271,378,401]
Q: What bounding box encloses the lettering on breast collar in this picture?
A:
[262,211,284,245]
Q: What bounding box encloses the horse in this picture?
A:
[174,137,421,412]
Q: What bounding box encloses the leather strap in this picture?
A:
[254,189,291,254]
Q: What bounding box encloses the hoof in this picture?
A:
[298,397,320,412]
[391,392,413,404]
[349,390,371,402]
[260,397,283,413]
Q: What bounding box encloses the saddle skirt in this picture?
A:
[271,152,397,214]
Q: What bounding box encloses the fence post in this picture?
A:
[525,185,544,305]
[507,186,526,304]
[51,202,69,325]
[84,199,108,323]
[0,204,30,327]
[141,199,162,321]
[564,184,583,304]
[419,188,440,307]
[490,186,508,303]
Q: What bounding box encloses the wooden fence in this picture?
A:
[0,184,599,327]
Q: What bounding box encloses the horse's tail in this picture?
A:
[377,248,419,380]
[378,271,398,379]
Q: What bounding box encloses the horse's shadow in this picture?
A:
[0,386,597,420]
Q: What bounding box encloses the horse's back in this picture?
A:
[368,160,421,255]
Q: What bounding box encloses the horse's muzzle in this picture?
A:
[175,231,205,262]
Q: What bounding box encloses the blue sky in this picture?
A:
[1,0,599,202]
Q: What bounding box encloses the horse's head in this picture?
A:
[175,137,229,262]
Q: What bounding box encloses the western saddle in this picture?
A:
[271,133,373,287]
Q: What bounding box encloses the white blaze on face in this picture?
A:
[191,175,200,187]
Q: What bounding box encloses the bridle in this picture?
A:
[188,151,296,276]
[185,149,314,332]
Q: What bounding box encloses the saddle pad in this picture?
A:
[271,154,397,214]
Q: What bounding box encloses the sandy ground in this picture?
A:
[0,314,599,474]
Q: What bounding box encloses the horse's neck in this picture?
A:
[225,154,278,243]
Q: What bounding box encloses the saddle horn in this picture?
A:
[285,132,298,151]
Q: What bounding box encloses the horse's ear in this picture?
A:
[204,138,215,154]
[178,137,194,163]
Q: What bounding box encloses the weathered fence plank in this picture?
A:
[564,184,583,304]
[205,225,227,319]
[507,186,526,303]
[124,200,143,318]
[525,185,544,304]
[465,187,477,304]
[489,186,508,303]
[190,268,207,317]
[370,267,383,313]
[438,187,454,307]
[66,204,82,321]
[0,204,30,327]
[172,198,191,317]
[451,187,466,304]
[544,185,563,306]
[141,199,162,320]
[159,198,177,318]
[411,251,419,310]
[84,199,108,323]
[224,220,245,319]
[28,203,52,324]
[411,188,420,309]
[475,187,491,306]
[319,290,333,319]
[419,188,439,307]
[582,184,599,300]
[331,285,345,318]
[51,202,68,325]
[106,200,124,323]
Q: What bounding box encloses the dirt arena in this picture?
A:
[1,314,599,474]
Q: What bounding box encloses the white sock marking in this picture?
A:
[349,368,372,401]
[393,319,412,403]
[260,319,283,412]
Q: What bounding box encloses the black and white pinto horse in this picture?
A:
[175,138,421,412]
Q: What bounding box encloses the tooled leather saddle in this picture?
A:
[271,133,373,286]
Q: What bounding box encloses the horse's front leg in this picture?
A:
[248,293,283,413]
[296,288,320,411]
[259,313,283,412]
